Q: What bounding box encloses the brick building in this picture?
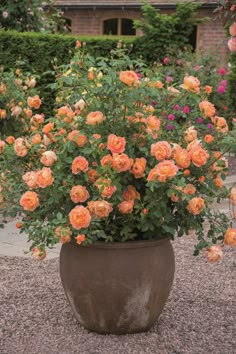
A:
[56,0,228,60]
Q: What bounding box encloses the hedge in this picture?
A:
[0,31,134,117]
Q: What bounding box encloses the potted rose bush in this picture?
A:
[0,42,236,334]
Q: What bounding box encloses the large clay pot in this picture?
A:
[60,238,175,334]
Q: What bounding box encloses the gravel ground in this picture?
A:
[0,236,235,354]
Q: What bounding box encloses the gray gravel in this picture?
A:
[0,236,235,354]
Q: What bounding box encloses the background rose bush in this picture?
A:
[0,43,236,262]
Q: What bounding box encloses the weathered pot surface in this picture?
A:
[60,238,175,334]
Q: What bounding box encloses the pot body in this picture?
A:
[60,238,175,334]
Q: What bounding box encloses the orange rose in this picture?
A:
[75,234,86,245]
[88,70,94,80]
[69,205,91,229]
[24,108,33,118]
[206,246,223,263]
[151,141,172,161]
[86,111,105,125]
[212,116,228,133]
[72,156,89,174]
[172,147,191,169]
[187,139,202,152]
[131,157,147,178]
[16,222,23,229]
[230,186,236,205]
[190,147,209,167]
[198,176,205,183]
[224,228,236,246]
[170,193,179,202]
[180,76,200,93]
[112,153,133,172]
[0,83,6,94]
[40,151,57,167]
[22,171,38,189]
[57,106,74,121]
[95,178,117,199]
[20,191,39,211]
[184,126,197,142]
[14,138,28,157]
[68,130,87,147]
[5,136,15,144]
[42,122,54,135]
[183,184,196,195]
[146,115,161,131]
[74,99,86,111]
[214,177,223,188]
[204,134,214,143]
[205,85,213,94]
[30,114,44,129]
[70,185,90,203]
[87,201,96,216]
[154,160,178,182]
[0,109,6,119]
[36,167,54,188]
[93,200,113,218]
[118,200,134,214]
[107,134,126,154]
[0,140,5,153]
[100,154,113,167]
[55,226,72,244]
[148,81,163,89]
[87,169,98,183]
[147,167,159,182]
[199,100,216,117]
[31,134,41,144]
[32,246,46,261]
[119,70,139,86]
[27,95,42,109]
[187,197,205,215]
[123,185,140,201]
[229,22,236,36]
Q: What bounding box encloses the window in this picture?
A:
[189,26,197,51]
[103,18,135,36]
[121,19,135,36]
[103,19,118,35]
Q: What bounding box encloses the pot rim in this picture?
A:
[69,237,171,249]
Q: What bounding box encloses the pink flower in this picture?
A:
[218,68,227,76]
[220,80,227,87]
[183,106,190,114]
[166,75,173,82]
[198,117,203,124]
[217,85,226,94]
[163,57,169,65]
[174,104,181,111]
[167,114,175,121]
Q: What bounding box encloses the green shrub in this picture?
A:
[133,2,205,63]
[0,31,133,119]
[0,0,68,33]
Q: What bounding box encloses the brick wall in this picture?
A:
[63,8,229,62]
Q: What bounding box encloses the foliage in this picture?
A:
[0,31,134,118]
[0,43,236,262]
[0,69,42,137]
[133,2,205,63]
[0,0,69,33]
[150,48,230,123]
